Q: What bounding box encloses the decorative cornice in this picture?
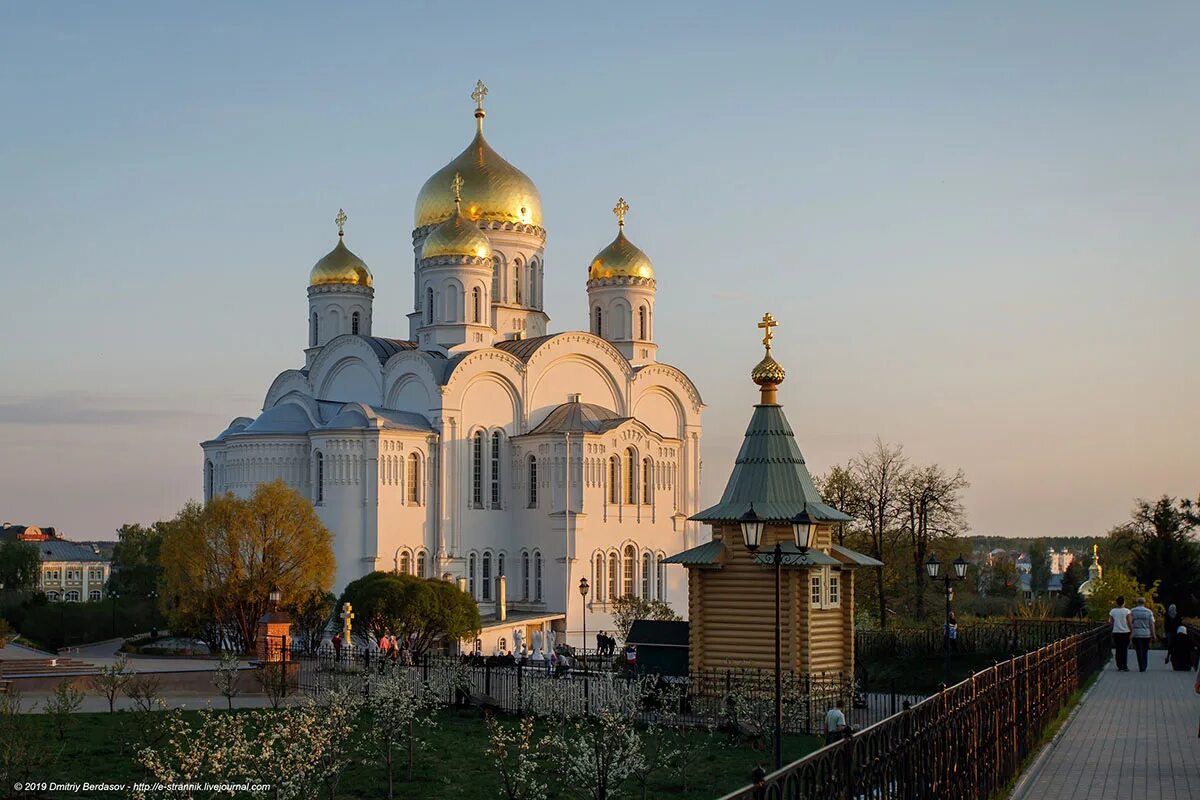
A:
[417,254,494,269]
[587,275,657,290]
[412,219,547,245]
[307,283,375,297]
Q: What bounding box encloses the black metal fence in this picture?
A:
[285,643,916,735]
[719,624,1110,800]
[855,618,1099,663]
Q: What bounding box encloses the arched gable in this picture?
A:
[263,370,313,410]
[632,362,704,419]
[308,336,385,405]
[631,385,687,441]
[385,371,435,416]
[457,371,523,432]
[267,390,322,423]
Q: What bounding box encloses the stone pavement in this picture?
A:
[1012,655,1200,800]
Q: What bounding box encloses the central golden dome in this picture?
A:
[414,84,542,229]
[421,176,494,261]
[588,198,654,281]
[310,212,373,287]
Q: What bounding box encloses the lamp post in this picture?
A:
[926,554,969,685]
[110,589,120,638]
[578,577,590,672]
[269,585,281,612]
[738,508,819,772]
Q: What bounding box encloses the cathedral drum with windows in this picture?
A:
[200,83,703,651]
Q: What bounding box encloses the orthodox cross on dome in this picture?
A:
[758,312,778,350]
[471,80,488,112]
[613,197,630,229]
[335,208,347,237]
[451,172,464,206]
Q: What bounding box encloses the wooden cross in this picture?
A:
[758,312,778,349]
[339,602,354,639]
[335,208,347,236]
[452,172,464,204]
[613,197,630,228]
[471,79,488,111]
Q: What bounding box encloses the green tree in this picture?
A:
[1127,495,1200,616]
[898,464,969,619]
[1084,568,1162,622]
[107,523,164,599]
[1059,559,1085,617]
[0,539,40,593]
[158,480,336,653]
[291,590,336,655]
[339,571,480,655]
[1028,539,1052,595]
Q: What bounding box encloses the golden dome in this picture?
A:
[588,198,654,281]
[420,174,494,261]
[414,82,542,229]
[751,352,786,386]
[309,211,372,287]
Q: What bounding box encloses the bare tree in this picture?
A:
[814,464,860,547]
[899,464,969,618]
[848,439,908,628]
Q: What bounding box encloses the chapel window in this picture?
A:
[642,552,652,599]
[534,550,544,601]
[656,552,666,601]
[497,552,505,579]
[639,306,647,340]
[642,458,653,505]
[205,460,215,501]
[514,260,523,305]
[608,552,619,600]
[469,553,477,597]
[625,448,637,505]
[473,287,482,323]
[593,307,602,336]
[623,545,636,597]
[522,550,531,600]
[351,311,360,335]
[407,453,421,505]
[426,287,434,325]
[399,550,411,575]
[608,455,620,504]
[593,553,605,602]
[527,455,538,508]
[417,550,427,578]
[482,552,492,601]
[490,432,503,509]
[315,452,324,503]
[472,431,484,508]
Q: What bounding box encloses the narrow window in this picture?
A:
[482,553,492,601]
[498,552,506,578]
[473,287,482,323]
[608,455,620,504]
[522,551,530,600]
[492,256,501,298]
[407,453,420,505]
[608,552,619,600]
[594,307,602,336]
[829,571,840,607]
[490,431,502,509]
[639,306,647,339]
[625,448,637,505]
[417,551,427,578]
[351,311,360,335]
[623,544,636,597]
[514,260,523,305]
[400,551,411,575]
[642,552,652,598]
[89,590,101,602]
[469,553,477,597]
[811,574,823,609]
[642,458,653,505]
[426,287,434,324]
[205,460,214,501]
[527,455,538,507]
[594,553,605,602]
[315,452,324,503]
[657,553,666,601]
[535,551,543,601]
[310,312,318,346]
[472,431,484,508]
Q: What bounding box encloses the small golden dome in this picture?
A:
[414,82,542,229]
[420,174,494,261]
[309,211,372,287]
[588,198,654,281]
[751,352,786,386]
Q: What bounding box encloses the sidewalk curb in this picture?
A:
[1008,666,1107,800]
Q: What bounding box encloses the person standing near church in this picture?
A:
[1109,596,1132,672]
[824,699,849,745]
[1129,597,1155,673]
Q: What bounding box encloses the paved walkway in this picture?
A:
[1013,655,1200,800]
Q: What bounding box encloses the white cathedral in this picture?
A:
[201,83,704,649]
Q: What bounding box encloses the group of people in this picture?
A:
[595,630,618,657]
[1108,596,1197,672]
[376,632,415,665]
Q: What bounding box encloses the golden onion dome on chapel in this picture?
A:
[414,81,542,230]
[309,210,373,287]
[750,313,786,399]
[588,198,655,281]
[420,173,494,261]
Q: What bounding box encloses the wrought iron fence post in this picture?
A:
[517,659,524,716]
[841,730,856,800]
[805,672,812,736]
[485,663,492,697]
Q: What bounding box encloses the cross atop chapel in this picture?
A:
[758,312,778,350]
[613,197,630,229]
[335,208,347,237]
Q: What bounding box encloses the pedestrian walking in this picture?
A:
[1109,596,1132,672]
[1164,604,1181,664]
[1129,597,1155,673]
[332,633,343,660]
[1169,625,1195,671]
[824,699,849,745]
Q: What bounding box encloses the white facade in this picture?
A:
[201,89,704,648]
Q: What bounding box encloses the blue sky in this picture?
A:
[1,2,1197,540]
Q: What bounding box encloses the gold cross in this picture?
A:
[335,208,347,236]
[613,197,630,228]
[471,79,488,111]
[451,172,464,204]
[758,312,778,348]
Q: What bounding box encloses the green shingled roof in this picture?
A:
[660,540,727,567]
[691,403,851,524]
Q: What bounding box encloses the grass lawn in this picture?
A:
[7,706,821,799]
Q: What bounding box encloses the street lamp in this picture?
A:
[269,586,282,611]
[110,589,121,638]
[926,554,969,683]
[578,577,590,673]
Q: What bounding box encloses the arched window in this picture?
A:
[593,307,602,336]
[472,431,484,508]
[642,552,652,598]
[527,262,537,307]
[639,306,647,340]
[527,455,538,507]
[425,287,434,324]
[417,550,427,578]
[468,552,477,597]
[310,312,318,346]
[482,552,492,601]
[89,590,101,602]
[642,458,653,505]
[498,552,506,579]
[490,431,503,509]
[315,452,325,503]
[472,287,482,323]
[514,260,523,305]
[625,448,638,505]
[400,550,412,575]
[657,552,666,601]
[352,311,360,335]
[534,550,543,601]
[608,455,620,504]
[594,553,605,602]
[66,591,80,602]
[522,550,531,600]
[608,552,619,599]
[205,460,214,501]
[47,591,59,602]
[407,453,421,505]
[492,256,501,297]
[623,545,636,597]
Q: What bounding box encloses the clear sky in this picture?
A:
[1,2,1197,542]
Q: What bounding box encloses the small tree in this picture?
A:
[43,679,84,740]
[609,596,680,643]
[365,674,438,796]
[256,660,291,710]
[292,591,336,656]
[88,655,132,713]
[212,651,242,710]
[0,690,54,794]
[486,715,547,800]
[551,706,646,800]
[311,682,365,800]
[0,539,40,593]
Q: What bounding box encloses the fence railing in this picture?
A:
[719,624,1110,800]
[855,618,1099,663]
[284,644,916,735]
